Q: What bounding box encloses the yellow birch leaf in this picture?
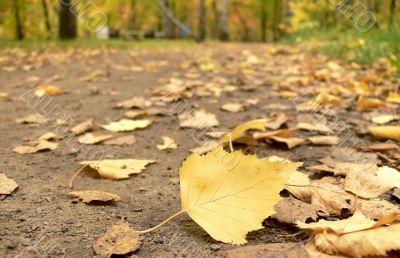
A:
[102,119,152,132]
[369,126,400,141]
[221,119,267,143]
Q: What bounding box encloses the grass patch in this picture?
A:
[280,28,400,71]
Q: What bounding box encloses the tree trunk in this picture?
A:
[162,0,174,38]
[58,0,77,39]
[219,0,229,41]
[211,0,219,38]
[389,0,397,30]
[260,0,267,42]
[198,0,206,41]
[41,0,51,36]
[13,0,24,40]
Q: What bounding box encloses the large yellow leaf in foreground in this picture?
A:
[179,147,301,244]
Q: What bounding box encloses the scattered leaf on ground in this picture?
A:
[69,191,121,203]
[376,166,400,188]
[344,170,394,199]
[296,122,330,133]
[78,132,113,145]
[370,126,400,141]
[221,103,244,113]
[221,119,267,143]
[269,136,304,149]
[16,114,47,124]
[272,196,319,224]
[93,223,141,257]
[13,140,58,154]
[35,85,63,97]
[103,135,136,146]
[157,136,177,150]
[116,97,151,109]
[38,132,57,141]
[102,119,152,132]
[0,173,19,195]
[359,199,399,220]
[308,136,340,146]
[69,119,94,135]
[265,113,289,130]
[179,109,219,129]
[123,110,147,119]
[216,243,308,258]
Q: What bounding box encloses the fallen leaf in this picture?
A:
[216,243,308,258]
[102,119,152,132]
[265,113,289,130]
[221,103,244,113]
[69,119,94,135]
[69,191,121,203]
[103,135,136,146]
[35,85,63,97]
[80,159,156,180]
[221,119,267,143]
[79,69,109,82]
[272,196,319,224]
[206,131,227,139]
[308,136,340,145]
[297,212,400,257]
[269,136,304,149]
[16,114,47,124]
[190,140,220,154]
[279,91,299,99]
[344,170,393,199]
[361,142,399,152]
[78,132,113,145]
[386,92,400,104]
[371,114,399,124]
[285,171,312,201]
[359,199,399,220]
[318,155,378,176]
[116,97,151,109]
[315,92,341,107]
[179,147,301,244]
[93,223,141,257]
[123,110,147,119]
[179,110,219,129]
[376,166,400,188]
[157,136,177,150]
[370,126,400,141]
[0,173,18,195]
[253,129,293,140]
[13,140,58,154]
[38,132,57,141]
[357,97,384,110]
[0,92,10,98]
[296,122,330,133]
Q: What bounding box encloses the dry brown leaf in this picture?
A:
[297,212,400,257]
[311,178,355,216]
[216,243,309,258]
[0,173,19,195]
[179,109,219,129]
[269,136,304,149]
[285,171,312,201]
[79,69,109,82]
[116,97,151,109]
[157,136,177,150]
[78,132,113,145]
[265,113,289,130]
[103,135,136,146]
[123,110,148,119]
[371,114,399,124]
[357,97,384,110]
[80,159,156,180]
[93,223,141,257]
[370,126,400,141]
[296,122,331,133]
[308,136,340,146]
[13,140,58,154]
[16,114,47,124]
[69,191,121,203]
[206,131,227,139]
[38,132,57,141]
[315,92,341,107]
[318,155,378,176]
[190,140,220,154]
[253,129,293,140]
[102,119,152,132]
[359,199,399,220]
[0,92,10,98]
[178,147,301,244]
[279,90,299,99]
[344,170,393,199]
[272,196,319,224]
[376,166,400,188]
[361,142,399,152]
[221,103,244,113]
[69,119,94,135]
[35,85,63,97]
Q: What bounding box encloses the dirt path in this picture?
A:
[0,43,398,258]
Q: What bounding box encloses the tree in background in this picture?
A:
[198,0,207,41]
[41,0,51,37]
[13,0,24,40]
[219,0,229,41]
[59,0,77,39]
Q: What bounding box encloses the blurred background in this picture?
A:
[0,0,399,67]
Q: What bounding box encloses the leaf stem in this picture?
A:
[135,210,186,234]
[68,164,89,189]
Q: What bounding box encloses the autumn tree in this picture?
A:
[13,0,24,40]
[59,0,77,39]
[219,0,229,41]
[198,0,207,41]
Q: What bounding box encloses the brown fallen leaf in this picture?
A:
[359,199,399,220]
[35,85,63,97]
[179,109,219,129]
[79,69,109,82]
[357,97,384,110]
[78,132,113,145]
[216,243,309,258]
[13,140,58,154]
[371,114,399,124]
[360,142,399,152]
[344,170,394,199]
[0,173,19,195]
[116,97,151,109]
[285,171,312,201]
[269,136,304,149]
[318,155,378,176]
[272,196,319,224]
[103,135,136,146]
[221,103,244,113]
[190,140,220,154]
[69,191,121,203]
[157,136,177,150]
[16,114,47,124]
[265,113,289,130]
[297,212,400,257]
[206,131,227,139]
[370,126,400,141]
[93,223,141,257]
[38,132,57,141]
[376,166,400,188]
[308,136,340,146]
[253,129,293,140]
[102,119,152,132]
[69,119,94,135]
[0,92,10,98]
[296,122,331,133]
[123,110,148,119]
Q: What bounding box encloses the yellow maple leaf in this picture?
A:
[136,147,301,244]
